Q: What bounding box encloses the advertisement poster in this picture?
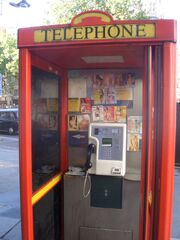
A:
[93,89,106,104]
[47,98,58,112]
[68,114,90,131]
[68,98,80,112]
[114,72,135,87]
[115,106,126,122]
[127,116,142,151]
[127,73,136,87]
[127,133,142,151]
[88,72,135,105]
[128,116,142,134]
[91,72,136,88]
[92,106,104,122]
[68,114,78,130]
[92,105,127,122]
[80,98,92,113]
[116,87,133,100]
[92,105,115,122]
[78,114,90,131]
[68,71,137,126]
[91,73,117,104]
[106,88,116,104]
[103,106,115,122]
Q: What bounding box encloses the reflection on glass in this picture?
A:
[33,185,61,240]
[32,67,60,191]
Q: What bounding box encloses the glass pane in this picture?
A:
[33,184,61,240]
[32,67,60,191]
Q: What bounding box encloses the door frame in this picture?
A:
[19,50,67,239]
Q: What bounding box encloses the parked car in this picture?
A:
[0,108,18,134]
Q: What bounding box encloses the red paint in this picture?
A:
[19,49,34,240]
[157,43,176,240]
[18,11,177,240]
[18,18,176,47]
[59,72,68,172]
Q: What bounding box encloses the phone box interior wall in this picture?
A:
[67,69,142,181]
[65,68,143,240]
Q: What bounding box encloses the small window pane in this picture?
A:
[32,67,60,191]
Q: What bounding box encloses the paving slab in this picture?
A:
[2,221,21,240]
[0,217,19,238]
[172,168,180,239]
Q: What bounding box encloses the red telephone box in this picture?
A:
[18,11,176,240]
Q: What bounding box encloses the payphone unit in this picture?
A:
[86,123,126,176]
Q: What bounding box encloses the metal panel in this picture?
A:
[90,175,123,209]
[64,175,140,240]
[80,227,133,240]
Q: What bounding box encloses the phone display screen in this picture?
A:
[102,138,112,147]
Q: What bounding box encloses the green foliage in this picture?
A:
[0,34,18,95]
[45,0,149,24]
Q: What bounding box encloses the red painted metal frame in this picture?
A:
[31,55,63,76]
[139,46,147,240]
[139,46,155,240]
[138,43,176,240]
[19,49,34,240]
[59,71,68,172]
[18,11,177,240]
[19,53,67,240]
[151,46,161,240]
[18,18,176,48]
[145,46,154,240]
[157,43,176,240]
[59,70,68,240]
[146,46,160,240]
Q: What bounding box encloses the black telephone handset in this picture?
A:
[85,143,96,171]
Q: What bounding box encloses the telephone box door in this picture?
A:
[19,50,66,240]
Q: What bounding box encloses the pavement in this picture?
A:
[0,134,179,240]
[0,135,21,240]
[172,167,180,239]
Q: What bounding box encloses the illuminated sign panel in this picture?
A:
[34,24,155,43]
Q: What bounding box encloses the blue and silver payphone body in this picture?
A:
[87,123,126,176]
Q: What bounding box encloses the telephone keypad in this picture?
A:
[92,126,124,161]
